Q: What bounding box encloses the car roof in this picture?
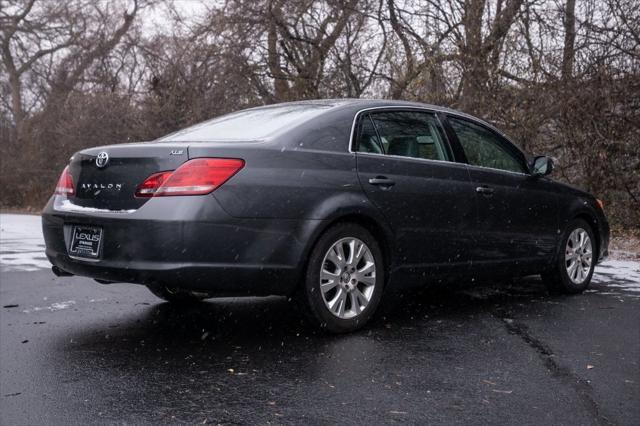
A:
[248,98,486,124]
[251,98,451,111]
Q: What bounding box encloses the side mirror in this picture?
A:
[531,156,554,176]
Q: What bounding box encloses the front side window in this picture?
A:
[448,117,527,174]
[357,111,451,162]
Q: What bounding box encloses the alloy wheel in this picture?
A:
[320,237,376,319]
[565,228,593,284]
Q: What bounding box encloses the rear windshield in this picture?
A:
[157,104,332,142]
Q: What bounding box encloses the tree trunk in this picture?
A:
[562,0,576,82]
[459,0,487,114]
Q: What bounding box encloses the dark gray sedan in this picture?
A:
[42,99,609,332]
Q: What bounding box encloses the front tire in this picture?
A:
[146,285,208,303]
[298,223,385,333]
[542,219,596,294]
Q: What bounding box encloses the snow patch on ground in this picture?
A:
[22,300,76,313]
[591,260,640,297]
[0,214,51,272]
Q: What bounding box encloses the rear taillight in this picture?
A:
[54,166,75,196]
[135,158,244,197]
[134,171,173,197]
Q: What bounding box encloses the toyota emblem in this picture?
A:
[95,152,109,168]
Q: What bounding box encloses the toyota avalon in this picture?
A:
[42,99,609,332]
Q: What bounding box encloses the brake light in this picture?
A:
[134,171,173,197]
[135,158,244,197]
[54,166,75,196]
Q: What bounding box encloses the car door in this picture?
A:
[354,109,476,278]
[444,115,559,272]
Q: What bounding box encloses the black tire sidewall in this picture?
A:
[302,223,385,333]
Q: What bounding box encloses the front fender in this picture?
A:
[559,195,609,263]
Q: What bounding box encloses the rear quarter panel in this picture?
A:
[188,107,366,221]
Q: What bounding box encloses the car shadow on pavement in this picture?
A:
[59,275,555,352]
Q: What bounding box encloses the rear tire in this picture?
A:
[146,285,208,303]
[542,219,596,294]
[298,223,385,333]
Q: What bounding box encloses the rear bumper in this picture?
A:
[42,195,322,296]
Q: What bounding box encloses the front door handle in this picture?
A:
[368,176,396,188]
[476,185,494,195]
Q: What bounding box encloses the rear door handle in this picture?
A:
[476,185,494,195]
[368,176,395,188]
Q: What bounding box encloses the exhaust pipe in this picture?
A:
[94,278,119,284]
[52,265,74,277]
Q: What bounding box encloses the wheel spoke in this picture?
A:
[571,231,580,250]
[350,292,361,314]
[321,268,339,280]
[357,274,376,287]
[577,265,585,282]
[335,243,346,265]
[336,292,346,317]
[326,249,344,269]
[358,260,375,275]
[353,241,366,265]
[354,288,368,306]
[320,277,338,294]
[346,239,357,265]
[328,288,345,312]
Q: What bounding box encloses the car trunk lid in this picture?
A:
[67,143,189,210]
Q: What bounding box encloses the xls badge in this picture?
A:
[95,151,109,168]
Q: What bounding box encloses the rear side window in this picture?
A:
[357,111,451,162]
[157,105,332,142]
[448,117,527,174]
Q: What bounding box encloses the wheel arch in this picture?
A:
[296,208,395,291]
[572,212,600,259]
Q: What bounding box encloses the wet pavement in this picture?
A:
[1,267,639,425]
[1,214,639,425]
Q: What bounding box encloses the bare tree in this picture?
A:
[0,0,143,141]
[0,0,637,227]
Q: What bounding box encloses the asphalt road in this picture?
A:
[1,264,639,425]
[1,214,639,425]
